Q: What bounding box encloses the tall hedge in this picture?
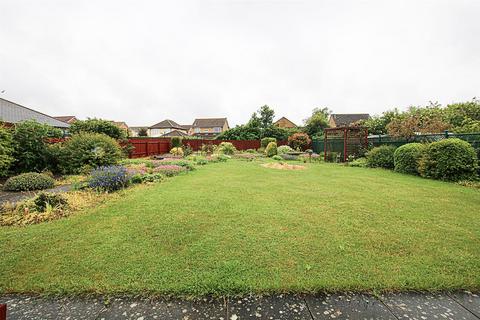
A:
[394,143,426,175]
[418,138,478,181]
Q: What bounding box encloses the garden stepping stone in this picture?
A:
[96,296,227,320]
[227,294,311,319]
[449,291,480,318]
[381,292,479,320]
[305,293,396,319]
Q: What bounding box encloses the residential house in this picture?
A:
[148,119,187,137]
[0,97,69,130]
[190,118,229,138]
[129,126,148,137]
[53,116,77,124]
[328,114,370,127]
[162,130,189,137]
[109,121,129,136]
[274,117,297,128]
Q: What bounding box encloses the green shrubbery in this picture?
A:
[0,126,14,177]
[216,142,236,155]
[272,155,282,161]
[394,143,425,175]
[288,133,311,151]
[366,145,396,169]
[171,137,182,148]
[265,141,277,157]
[277,145,294,155]
[69,119,126,139]
[261,137,276,148]
[170,147,184,156]
[60,133,123,174]
[418,138,478,181]
[3,173,55,191]
[32,192,68,212]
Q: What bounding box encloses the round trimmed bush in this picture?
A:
[366,145,396,169]
[394,143,426,175]
[170,147,184,156]
[265,141,278,157]
[418,138,478,181]
[3,172,55,191]
[61,133,123,174]
[288,133,311,151]
[277,145,294,155]
[272,155,282,161]
[33,192,68,212]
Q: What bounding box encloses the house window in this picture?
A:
[195,128,200,133]
[214,127,221,132]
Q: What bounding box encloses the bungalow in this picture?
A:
[274,117,297,128]
[0,97,69,129]
[328,114,370,127]
[189,118,229,138]
[148,119,187,137]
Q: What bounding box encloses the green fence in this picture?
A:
[312,132,480,156]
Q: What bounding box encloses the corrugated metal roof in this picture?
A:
[0,98,69,128]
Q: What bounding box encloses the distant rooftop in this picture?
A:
[0,98,69,128]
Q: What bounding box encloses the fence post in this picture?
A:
[444,130,449,139]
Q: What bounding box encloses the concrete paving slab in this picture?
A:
[0,295,105,320]
[227,294,311,319]
[449,291,480,318]
[96,296,227,320]
[381,292,478,320]
[305,293,396,320]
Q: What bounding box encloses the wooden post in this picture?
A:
[0,304,6,320]
[324,130,327,161]
[343,128,348,162]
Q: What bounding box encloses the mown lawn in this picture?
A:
[1,159,479,296]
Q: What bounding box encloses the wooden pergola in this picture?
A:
[324,126,368,162]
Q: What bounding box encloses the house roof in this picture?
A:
[149,119,183,129]
[53,116,77,123]
[110,121,128,128]
[330,114,370,126]
[181,124,192,131]
[130,126,148,130]
[162,130,189,137]
[274,116,297,127]
[192,118,228,128]
[0,98,70,128]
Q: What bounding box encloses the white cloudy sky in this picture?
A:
[1,0,479,126]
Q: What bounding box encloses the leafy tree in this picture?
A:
[12,120,63,172]
[138,128,148,137]
[69,118,126,139]
[303,107,330,137]
[359,109,400,135]
[445,99,480,132]
[386,112,450,140]
[0,125,14,176]
[258,105,275,130]
[288,132,311,150]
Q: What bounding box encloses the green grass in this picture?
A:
[1,159,479,296]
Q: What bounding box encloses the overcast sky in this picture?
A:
[1,0,479,127]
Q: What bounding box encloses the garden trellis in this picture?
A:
[323,127,368,162]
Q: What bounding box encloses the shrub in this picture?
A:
[216,154,230,162]
[171,137,183,148]
[245,149,256,153]
[201,143,215,154]
[418,138,478,181]
[288,133,311,151]
[394,143,426,175]
[196,158,208,165]
[0,126,14,177]
[366,146,396,169]
[265,142,277,157]
[88,165,129,192]
[69,118,126,139]
[349,157,367,167]
[33,192,68,212]
[216,142,237,155]
[61,133,123,174]
[170,147,184,156]
[277,145,294,155]
[130,173,164,184]
[281,154,298,161]
[4,173,55,191]
[272,155,282,161]
[183,144,193,157]
[12,120,63,172]
[261,137,276,148]
[152,165,186,177]
[325,151,340,163]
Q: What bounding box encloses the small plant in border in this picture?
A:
[88,165,130,192]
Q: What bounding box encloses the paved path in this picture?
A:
[1,292,479,319]
[0,185,72,205]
